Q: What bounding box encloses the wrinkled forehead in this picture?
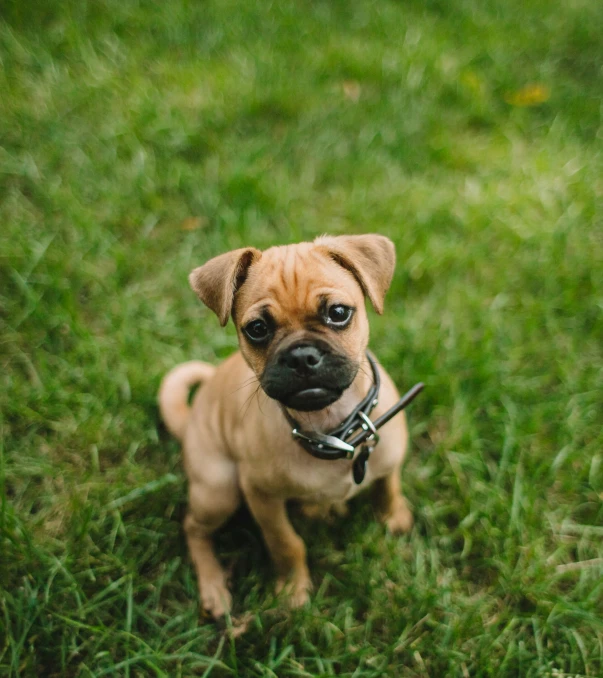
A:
[235,243,361,319]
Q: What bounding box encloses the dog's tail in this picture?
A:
[158,361,216,441]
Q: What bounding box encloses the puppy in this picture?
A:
[159,234,413,618]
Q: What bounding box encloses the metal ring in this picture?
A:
[357,411,380,444]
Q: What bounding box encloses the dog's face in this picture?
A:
[232,243,370,411]
[190,235,395,412]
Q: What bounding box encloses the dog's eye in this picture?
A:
[326,304,353,328]
[243,319,270,344]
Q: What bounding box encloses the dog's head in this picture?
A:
[189,235,395,412]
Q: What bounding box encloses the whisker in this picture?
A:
[229,375,260,395]
[357,364,371,379]
[239,383,262,417]
[257,388,269,417]
[321,405,333,431]
[244,383,269,420]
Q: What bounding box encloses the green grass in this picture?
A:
[1,0,602,675]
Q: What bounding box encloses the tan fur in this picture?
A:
[158,361,216,440]
[315,234,396,314]
[189,247,261,326]
[159,235,413,618]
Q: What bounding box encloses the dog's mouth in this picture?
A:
[259,338,358,412]
[279,387,342,412]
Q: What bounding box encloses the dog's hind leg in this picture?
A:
[184,449,241,619]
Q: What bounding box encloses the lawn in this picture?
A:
[1,0,602,675]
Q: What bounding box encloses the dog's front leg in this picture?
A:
[242,483,311,608]
[374,467,414,535]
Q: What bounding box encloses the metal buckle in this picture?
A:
[357,411,380,445]
[292,429,355,458]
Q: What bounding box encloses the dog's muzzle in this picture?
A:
[260,341,358,412]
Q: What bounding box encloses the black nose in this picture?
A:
[281,345,324,374]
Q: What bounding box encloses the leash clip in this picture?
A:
[292,429,355,458]
[357,411,379,445]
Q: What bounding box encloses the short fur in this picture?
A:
[159,234,413,617]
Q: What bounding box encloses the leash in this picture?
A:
[281,353,424,484]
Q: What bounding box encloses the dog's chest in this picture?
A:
[243,439,396,502]
[233,370,406,501]
[281,453,358,501]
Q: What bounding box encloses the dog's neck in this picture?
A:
[284,354,373,434]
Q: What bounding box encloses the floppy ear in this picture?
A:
[315,234,396,314]
[189,247,261,326]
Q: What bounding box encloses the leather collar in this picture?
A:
[281,353,424,484]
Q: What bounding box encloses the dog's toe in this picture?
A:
[330,501,349,517]
[299,502,330,520]
[200,579,232,619]
[384,499,414,535]
[300,500,349,522]
[276,573,312,609]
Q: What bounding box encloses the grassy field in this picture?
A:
[1,0,602,675]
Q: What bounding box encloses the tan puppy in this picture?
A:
[158,234,413,618]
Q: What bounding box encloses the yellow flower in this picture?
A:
[504,83,551,107]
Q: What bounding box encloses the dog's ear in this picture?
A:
[189,247,261,326]
[315,234,396,314]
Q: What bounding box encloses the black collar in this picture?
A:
[281,353,424,484]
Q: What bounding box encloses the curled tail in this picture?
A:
[158,361,216,441]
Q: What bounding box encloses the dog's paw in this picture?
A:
[330,501,350,518]
[299,502,330,520]
[300,501,349,522]
[200,577,232,620]
[275,572,312,609]
[384,498,414,535]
